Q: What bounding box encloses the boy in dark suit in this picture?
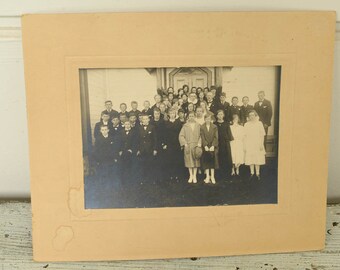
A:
[240,96,254,125]
[109,115,122,139]
[118,121,138,184]
[137,114,158,183]
[229,97,242,123]
[141,100,153,118]
[216,92,230,122]
[119,103,129,119]
[94,112,110,139]
[100,100,119,121]
[129,101,141,116]
[93,125,114,177]
[254,91,273,140]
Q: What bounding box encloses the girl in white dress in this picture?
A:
[244,110,266,179]
[230,114,245,176]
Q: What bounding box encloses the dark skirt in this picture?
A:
[218,141,233,170]
[201,149,219,170]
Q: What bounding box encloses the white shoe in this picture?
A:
[188,177,193,183]
[211,176,216,184]
[204,177,210,184]
[193,177,197,184]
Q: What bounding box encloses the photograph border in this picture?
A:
[65,54,295,221]
[22,12,335,261]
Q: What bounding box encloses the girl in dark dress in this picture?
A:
[200,113,219,184]
[215,109,234,179]
[164,108,184,180]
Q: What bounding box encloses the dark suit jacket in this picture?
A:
[207,100,218,115]
[119,129,138,154]
[93,134,114,163]
[254,99,273,126]
[240,104,254,124]
[229,105,242,122]
[141,108,153,118]
[200,123,219,148]
[138,124,158,156]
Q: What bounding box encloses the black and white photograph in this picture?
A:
[80,66,281,209]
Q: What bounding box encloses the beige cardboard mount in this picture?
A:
[22,12,335,261]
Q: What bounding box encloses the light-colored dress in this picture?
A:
[179,121,201,168]
[230,124,245,165]
[244,120,266,165]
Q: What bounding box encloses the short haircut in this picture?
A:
[120,103,127,107]
[196,106,203,111]
[216,109,225,116]
[101,111,109,116]
[242,96,249,100]
[187,111,196,117]
[105,100,112,104]
[131,101,138,105]
[232,96,238,101]
[210,85,217,90]
[100,124,109,129]
[248,109,258,117]
[220,92,226,97]
[204,113,213,119]
[258,91,265,95]
[154,94,161,99]
[153,108,161,113]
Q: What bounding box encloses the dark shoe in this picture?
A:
[249,174,254,181]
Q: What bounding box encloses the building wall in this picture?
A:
[222,66,280,136]
[87,68,157,142]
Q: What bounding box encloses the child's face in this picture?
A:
[249,112,256,121]
[188,113,195,121]
[179,112,184,118]
[205,116,212,124]
[233,115,240,123]
[232,98,238,106]
[129,116,137,123]
[182,95,188,102]
[220,95,226,103]
[131,103,138,110]
[138,115,143,122]
[217,112,224,121]
[120,115,127,123]
[160,105,166,112]
[105,102,112,110]
[211,89,216,97]
[100,126,109,136]
[142,116,150,125]
[196,108,203,117]
[154,111,161,119]
[120,104,127,111]
[124,121,131,130]
[111,118,120,126]
[258,92,265,100]
[102,114,110,122]
[243,97,249,105]
[169,111,176,119]
[188,104,194,112]
[144,101,150,108]
[155,95,161,103]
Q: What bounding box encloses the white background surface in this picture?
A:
[0,1,339,200]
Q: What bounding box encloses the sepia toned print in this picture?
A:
[80,66,280,209]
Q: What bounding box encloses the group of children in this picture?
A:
[92,85,273,184]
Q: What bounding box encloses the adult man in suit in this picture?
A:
[229,96,242,123]
[101,100,119,121]
[216,92,231,122]
[94,112,110,139]
[240,96,254,125]
[206,91,218,115]
[254,91,273,141]
[137,114,158,183]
